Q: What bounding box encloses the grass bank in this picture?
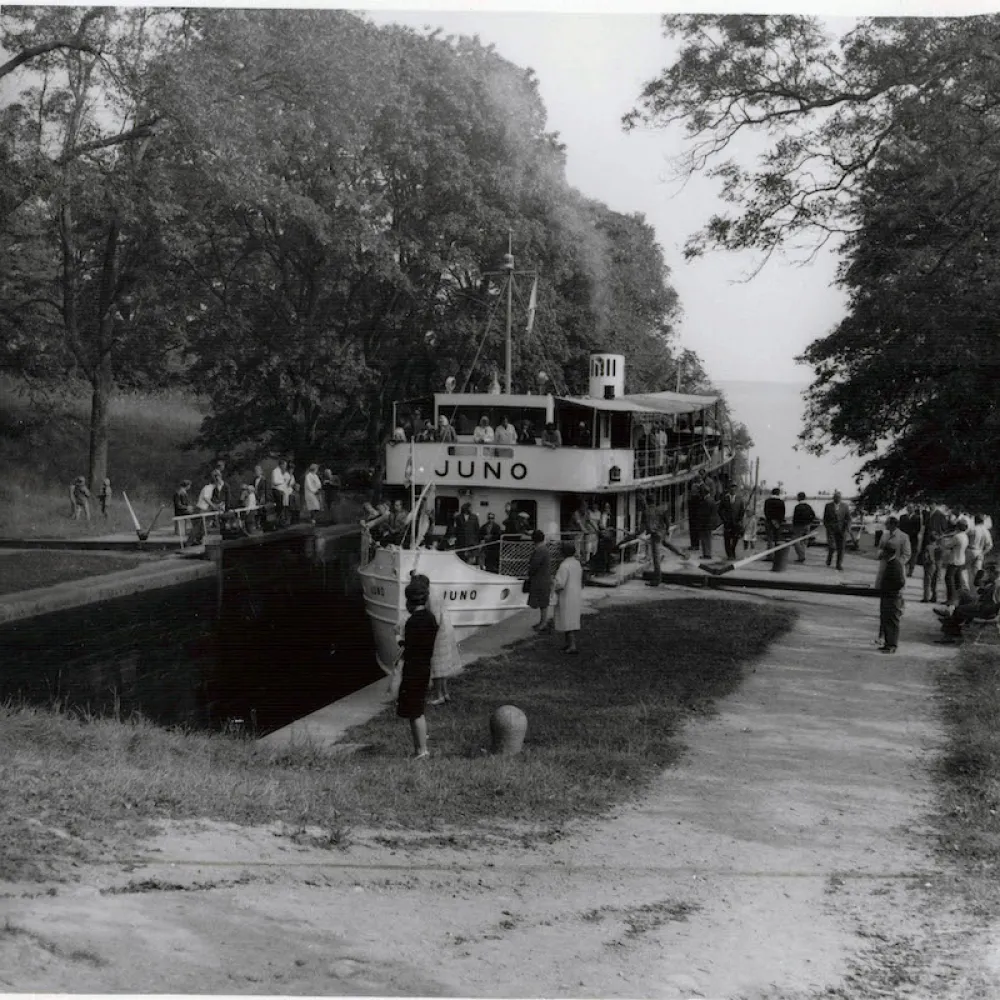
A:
[0,551,151,596]
[0,377,212,538]
[936,637,1000,884]
[1,598,795,882]
[0,378,366,541]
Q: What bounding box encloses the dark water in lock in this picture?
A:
[0,527,381,736]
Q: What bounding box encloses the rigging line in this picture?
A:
[461,278,505,393]
[435,280,500,406]
[440,276,506,432]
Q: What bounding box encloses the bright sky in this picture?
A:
[363,9,858,384]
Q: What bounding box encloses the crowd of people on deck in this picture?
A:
[390,410,578,449]
[361,496,548,568]
[362,491,633,579]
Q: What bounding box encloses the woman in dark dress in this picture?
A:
[398,577,438,758]
[526,529,552,631]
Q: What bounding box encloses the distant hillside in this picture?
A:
[719,380,861,497]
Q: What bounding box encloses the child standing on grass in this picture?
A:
[99,478,112,518]
[398,577,438,759]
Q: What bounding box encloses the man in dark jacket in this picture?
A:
[762,488,786,553]
[791,492,817,563]
[696,491,721,559]
[688,482,703,551]
[451,502,481,563]
[823,490,852,571]
[899,504,922,578]
[922,504,950,602]
[479,512,503,572]
[718,484,746,560]
[645,497,691,586]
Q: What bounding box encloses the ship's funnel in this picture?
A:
[588,353,625,400]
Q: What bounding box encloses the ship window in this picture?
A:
[507,498,537,533]
[434,495,458,528]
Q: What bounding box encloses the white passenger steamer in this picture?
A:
[358,256,734,673]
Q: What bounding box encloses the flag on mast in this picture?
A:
[525,276,538,335]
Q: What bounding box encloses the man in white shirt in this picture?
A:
[494,415,518,445]
[473,416,495,443]
[196,476,219,512]
[270,460,289,516]
[967,514,994,586]
[942,519,970,606]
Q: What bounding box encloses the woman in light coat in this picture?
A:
[552,541,583,654]
[304,463,322,521]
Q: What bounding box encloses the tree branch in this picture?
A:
[55,118,162,165]
[0,38,99,81]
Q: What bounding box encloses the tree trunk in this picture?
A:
[88,351,113,491]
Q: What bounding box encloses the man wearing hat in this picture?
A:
[479,512,502,572]
[877,532,907,654]
[876,515,911,589]
[451,501,481,563]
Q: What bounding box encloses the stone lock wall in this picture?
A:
[0,525,377,734]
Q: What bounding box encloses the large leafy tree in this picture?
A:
[3,8,697,485]
[155,10,397,469]
[162,12,690,473]
[1,6,186,488]
[800,118,1000,510]
[627,14,1000,508]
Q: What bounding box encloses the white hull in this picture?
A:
[358,547,528,672]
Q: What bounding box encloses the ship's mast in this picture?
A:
[504,232,514,395]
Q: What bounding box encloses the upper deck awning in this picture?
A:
[556,391,719,416]
[434,392,552,409]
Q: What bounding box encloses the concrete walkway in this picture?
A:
[0,527,185,552]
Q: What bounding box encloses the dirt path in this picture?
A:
[3,584,997,998]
